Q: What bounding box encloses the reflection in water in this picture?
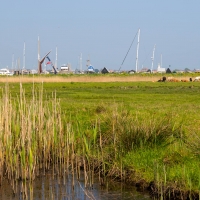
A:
[0,171,150,200]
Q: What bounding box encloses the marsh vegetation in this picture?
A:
[0,77,200,199]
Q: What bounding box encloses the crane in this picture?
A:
[46,56,58,74]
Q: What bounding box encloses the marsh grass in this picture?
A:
[0,81,200,199]
[0,83,67,198]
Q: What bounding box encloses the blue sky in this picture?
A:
[0,1,200,71]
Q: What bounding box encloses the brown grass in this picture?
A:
[0,75,193,83]
[0,75,184,83]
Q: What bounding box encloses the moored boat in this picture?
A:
[0,68,14,76]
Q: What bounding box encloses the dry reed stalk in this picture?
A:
[66,129,70,178]
[75,155,79,180]
[91,159,94,189]
[83,157,88,188]
[76,154,81,180]
[71,141,75,189]
[0,75,188,83]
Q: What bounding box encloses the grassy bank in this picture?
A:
[0,79,200,199]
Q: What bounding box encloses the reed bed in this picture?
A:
[0,74,194,83]
[0,82,199,199]
[0,82,66,198]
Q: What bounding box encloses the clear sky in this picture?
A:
[0,1,200,71]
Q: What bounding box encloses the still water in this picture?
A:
[0,171,151,200]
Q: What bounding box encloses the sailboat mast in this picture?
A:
[44,60,46,73]
[38,36,41,73]
[55,46,58,69]
[23,42,25,70]
[151,44,156,73]
[38,36,40,61]
[135,29,140,72]
[80,53,82,72]
[12,54,14,71]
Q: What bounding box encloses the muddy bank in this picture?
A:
[126,176,199,200]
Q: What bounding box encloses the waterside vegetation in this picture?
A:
[0,77,200,199]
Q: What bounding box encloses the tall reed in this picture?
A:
[0,83,70,197]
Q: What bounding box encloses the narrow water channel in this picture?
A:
[0,171,151,200]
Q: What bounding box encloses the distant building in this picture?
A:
[173,69,184,73]
[166,68,172,73]
[128,70,136,74]
[94,69,100,73]
[101,67,109,74]
[140,67,150,73]
[29,69,37,74]
[60,64,71,72]
[74,69,81,74]
[157,63,166,73]
[194,69,200,73]
[22,69,32,75]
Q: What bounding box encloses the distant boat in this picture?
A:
[0,68,14,76]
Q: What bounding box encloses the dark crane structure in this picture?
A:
[38,51,51,74]
[46,56,58,74]
[38,36,52,74]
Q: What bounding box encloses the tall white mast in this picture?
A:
[151,44,156,73]
[135,29,140,72]
[18,58,20,71]
[161,54,162,68]
[23,42,25,70]
[44,61,46,73]
[38,36,41,73]
[55,46,58,69]
[12,54,14,71]
[80,53,82,72]
[38,36,40,61]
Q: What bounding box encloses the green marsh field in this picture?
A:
[0,77,200,199]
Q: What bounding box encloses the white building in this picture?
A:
[157,63,166,73]
[60,64,71,72]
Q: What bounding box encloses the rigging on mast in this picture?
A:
[119,29,139,72]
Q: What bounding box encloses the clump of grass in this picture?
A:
[183,131,200,158]
[96,107,183,155]
[88,104,200,198]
